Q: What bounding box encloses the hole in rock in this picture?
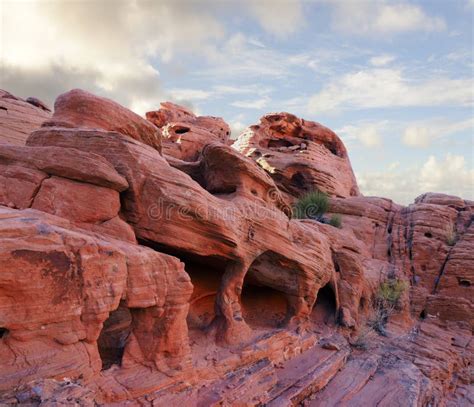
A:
[458,278,471,287]
[424,232,433,238]
[241,283,288,329]
[242,251,302,330]
[291,172,308,190]
[174,126,190,134]
[419,309,427,320]
[98,302,132,370]
[359,297,367,312]
[0,327,8,338]
[324,141,341,156]
[206,184,237,196]
[186,259,226,331]
[311,283,337,326]
[268,139,294,149]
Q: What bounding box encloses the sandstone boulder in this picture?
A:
[0,206,192,390]
[42,89,162,152]
[147,101,230,161]
[233,112,359,198]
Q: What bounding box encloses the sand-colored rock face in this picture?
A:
[0,90,472,406]
[233,112,360,199]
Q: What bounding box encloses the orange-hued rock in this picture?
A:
[0,89,472,406]
[0,206,192,391]
[0,163,47,208]
[42,89,162,152]
[0,90,51,145]
[233,112,359,198]
[147,101,230,161]
[27,126,336,345]
[0,144,129,191]
[32,176,121,223]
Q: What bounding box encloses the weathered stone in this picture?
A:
[42,89,161,152]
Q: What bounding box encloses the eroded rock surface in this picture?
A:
[0,90,51,145]
[0,90,472,406]
[233,112,360,199]
[147,101,230,161]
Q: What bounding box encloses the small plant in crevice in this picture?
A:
[445,224,457,246]
[368,278,407,336]
[351,326,376,350]
[292,190,331,222]
[329,214,342,228]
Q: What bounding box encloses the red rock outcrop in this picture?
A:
[0,90,51,145]
[233,112,360,199]
[146,102,230,161]
[0,89,472,406]
[42,89,162,152]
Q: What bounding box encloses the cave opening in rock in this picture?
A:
[240,251,297,330]
[174,126,190,134]
[241,282,288,329]
[311,283,337,326]
[97,302,132,370]
[268,139,294,149]
[458,278,471,287]
[0,327,8,338]
[291,172,308,190]
[186,257,226,332]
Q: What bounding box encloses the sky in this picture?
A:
[1,0,473,205]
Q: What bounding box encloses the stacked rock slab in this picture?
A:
[0,89,472,405]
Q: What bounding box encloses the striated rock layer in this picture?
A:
[0,90,51,146]
[0,90,472,406]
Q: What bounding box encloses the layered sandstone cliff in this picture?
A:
[0,89,472,406]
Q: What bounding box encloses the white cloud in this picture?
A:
[308,68,473,113]
[357,154,474,205]
[168,88,212,101]
[199,33,295,79]
[337,123,384,148]
[212,84,273,96]
[369,54,396,67]
[245,0,304,37]
[326,0,446,35]
[231,97,270,109]
[0,0,224,114]
[402,126,430,148]
[227,113,249,139]
[401,118,474,148]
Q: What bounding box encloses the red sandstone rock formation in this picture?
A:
[43,89,162,152]
[0,90,472,406]
[232,112,360,199]
[147,102,231,161]
[0,90,51,145]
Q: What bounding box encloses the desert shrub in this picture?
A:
[351,326,375,350]
[293,190,329,220]
[378,279,407,305]
[445,224,457,246]
[368,278,407,336]
[329,214,342,228]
